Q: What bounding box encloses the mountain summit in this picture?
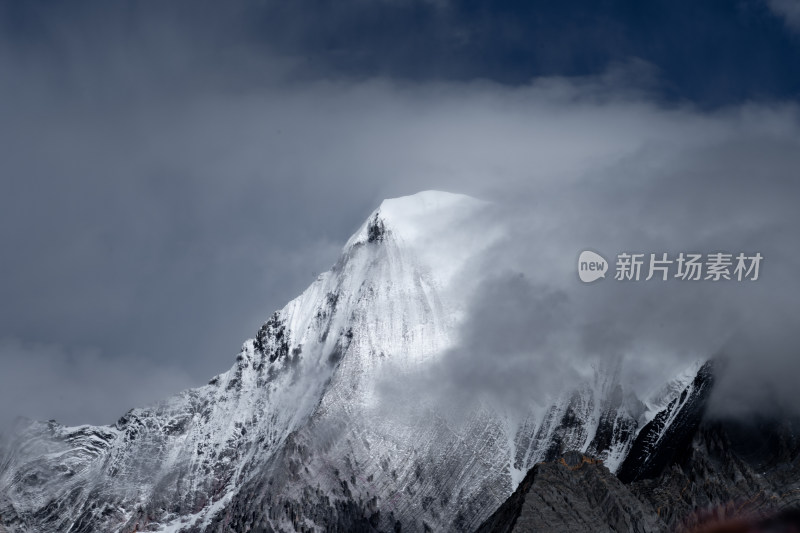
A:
[0,191,717,532]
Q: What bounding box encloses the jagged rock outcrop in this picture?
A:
[476,452,661,533]
[478,407,800,533]
[617,362,714,484]
[631,415,800,532]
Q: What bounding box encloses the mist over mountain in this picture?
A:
[2,2,800,532]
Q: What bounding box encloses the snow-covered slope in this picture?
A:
[0,191,707,533]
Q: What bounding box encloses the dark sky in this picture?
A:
[0,0,799,428]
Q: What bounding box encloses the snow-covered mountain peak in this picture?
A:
[345,191,499,298]
[376,190,482,238]
[346,190,485,245]
[0,190,713,533]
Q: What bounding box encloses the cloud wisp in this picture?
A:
[1,2,799,430]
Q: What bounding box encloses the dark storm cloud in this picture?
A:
[5,0,800,104]
[227,0,800,105]
[0,1,799,430]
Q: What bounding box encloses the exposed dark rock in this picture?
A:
[477,418,800,533]
[367,214,386,243]
[254,312,290,363]
[617,361,714,484]
[630,416,800,532]
[477,361,800,533]
[586,383,641,460]
[476,453,661,533]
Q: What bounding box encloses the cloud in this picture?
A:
[376,100,800,419]
[0,1,799,430]
[0,339,195,432]
[767,0,800,30]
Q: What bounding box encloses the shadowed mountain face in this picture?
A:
[476,403,800,533]
[476,453,662,533]
[0,192,795,533]
[616,362,715,484]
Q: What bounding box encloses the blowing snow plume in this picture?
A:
[376,122,800,425]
